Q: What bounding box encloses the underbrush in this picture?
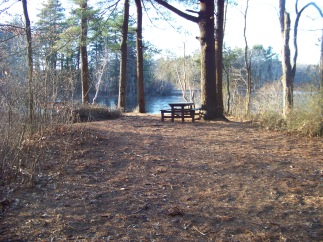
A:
[254,109,322,136]
[0,104,121,188]
[229,82,323,137]
[73,104,121,122]
[255,86,322,136]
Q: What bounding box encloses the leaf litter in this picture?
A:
[0,113,322,241]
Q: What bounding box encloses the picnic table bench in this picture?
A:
[160,102,202,122]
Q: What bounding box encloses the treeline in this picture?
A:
[1,1,321,110]
[0,1,160,105]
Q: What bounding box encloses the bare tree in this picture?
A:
[92,48,109,104]
[22,0,34,127]
[243,0,252,115]
[279,0,323,118]
[292,1,323,77]
[174,37,196,103]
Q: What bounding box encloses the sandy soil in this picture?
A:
[0,113,322,241]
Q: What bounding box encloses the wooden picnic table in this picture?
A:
[169,102,194,122]
[160,102,197,122]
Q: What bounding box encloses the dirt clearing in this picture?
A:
[0,113,322,241]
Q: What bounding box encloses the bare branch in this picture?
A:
[153,0,198,23]
[292,2,323,73]
[186,9,198,14]
[0,24,24,30]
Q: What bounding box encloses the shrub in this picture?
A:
[0,103,122,187]
[72,104,122,122]
[286,89,322,136]
[251,83,322,136]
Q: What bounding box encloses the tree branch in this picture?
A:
[186,9,198,14]
[153,0,198,23]
[292,2,323,73]
[0,24,24,30]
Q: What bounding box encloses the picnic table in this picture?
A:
[160,102,201,122]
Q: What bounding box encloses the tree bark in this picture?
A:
[279,0,293,118]
[22,0,34,127]
[135,0,145,113]
[118,0,130,112]
[80,0,89,104]
[154,0,225,120]
[197,1,217,119]
[215,0,225,118]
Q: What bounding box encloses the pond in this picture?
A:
[97,95,195,114]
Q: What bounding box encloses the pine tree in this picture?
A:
[36,0,66,70]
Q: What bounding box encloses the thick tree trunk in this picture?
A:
[198,1,217,120]
[135,0,145,113]
[22,0,34,127]
[80,0,89,104]
[118,0,129,112]
[215,0,225,119]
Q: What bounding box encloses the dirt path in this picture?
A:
[1,114,322,241]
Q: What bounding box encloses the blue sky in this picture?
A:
[144,0,323,65]
[2,0,323,64]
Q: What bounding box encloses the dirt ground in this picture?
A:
[0,113,322,241]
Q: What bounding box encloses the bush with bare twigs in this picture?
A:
[251,82,322,136]
[0,102,121,187]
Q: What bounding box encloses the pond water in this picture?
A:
[97,95,194,114]
[96,91,316,115]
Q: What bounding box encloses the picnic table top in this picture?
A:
[168,102,194,107]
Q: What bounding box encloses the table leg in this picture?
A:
[171,108,175,122]
[181,107,185,122]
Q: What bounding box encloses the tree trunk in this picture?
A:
[215,0,225,118]
[118,0,129,112]
[22,0,34,128]
[243,0,252,115]
[198,1,217,119]
[80,0,89,104]
[279,0,293,118]
[135,0,145,113]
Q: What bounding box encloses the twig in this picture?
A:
[192,226,206,236]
